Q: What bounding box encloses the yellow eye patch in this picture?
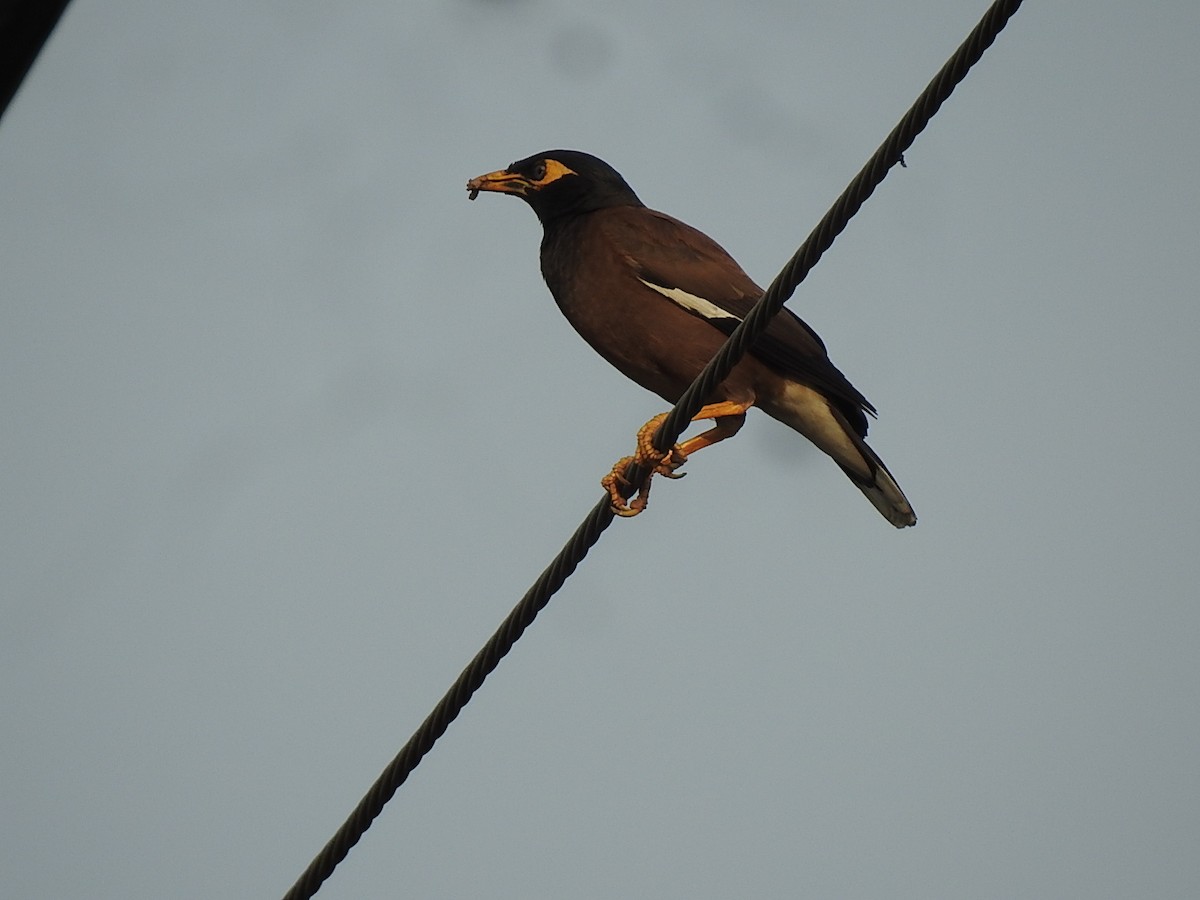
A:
[533,158,576,186]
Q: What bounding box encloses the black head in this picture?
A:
[467,150,643,224]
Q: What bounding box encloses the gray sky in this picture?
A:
[3,1,1199,898]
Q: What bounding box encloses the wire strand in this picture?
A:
[281,2,1023,896]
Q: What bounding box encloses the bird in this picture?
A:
[466,150,916,527]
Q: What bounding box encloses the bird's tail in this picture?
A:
[837,438,917,529]
[763,382,916,528]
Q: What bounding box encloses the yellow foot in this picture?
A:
[600,413,688,517]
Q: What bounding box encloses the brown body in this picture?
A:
[544,209,768,409]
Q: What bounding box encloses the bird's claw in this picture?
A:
[601,457,648,517]
[601,414,690,517]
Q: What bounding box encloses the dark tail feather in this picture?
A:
[838,438,916,528]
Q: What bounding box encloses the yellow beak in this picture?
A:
[466,169,531,200]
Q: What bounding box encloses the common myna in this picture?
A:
[467,150,916,528]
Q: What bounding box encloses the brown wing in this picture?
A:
[599,208,875,433]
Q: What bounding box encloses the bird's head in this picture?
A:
[467,150,643,224]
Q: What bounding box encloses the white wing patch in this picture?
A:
[638,278,741,323]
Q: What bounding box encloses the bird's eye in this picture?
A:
[530,161,547,181]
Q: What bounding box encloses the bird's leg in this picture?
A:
[675,402,747,460]
[602,401,750,517]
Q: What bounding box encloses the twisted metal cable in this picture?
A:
[282,2,1023,896]
[281,498,618,900]
[651,0,1024,456]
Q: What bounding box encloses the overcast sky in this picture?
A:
[3,1,1199,898]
